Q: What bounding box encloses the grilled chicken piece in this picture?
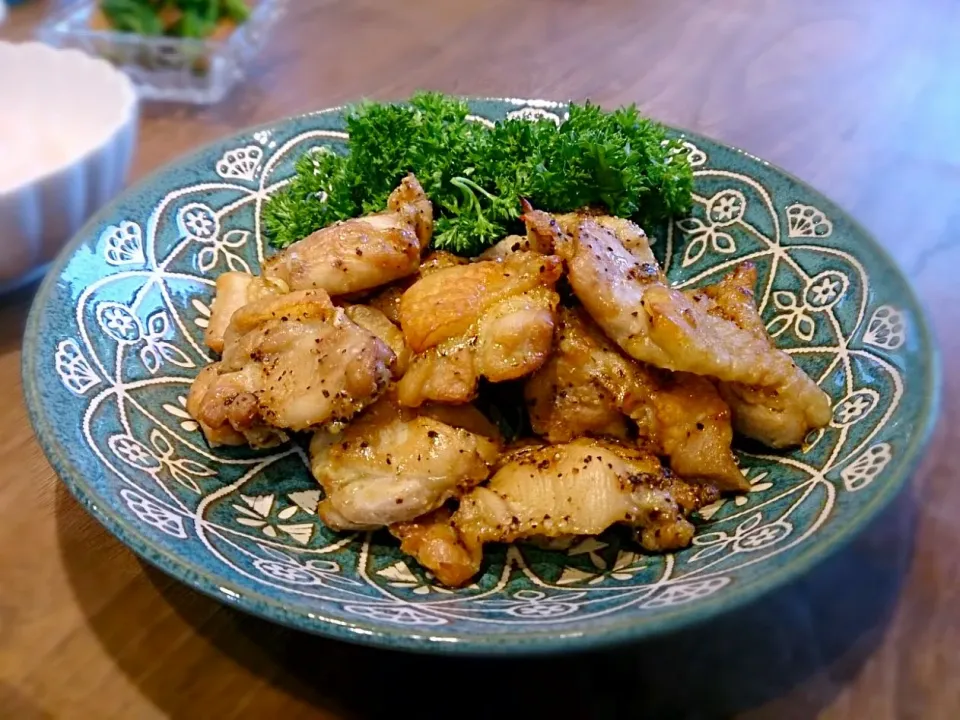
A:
[186,363,289,448]
[392,439,718,586]
[365,251,468,325]
[203,272,289,353]
[187,290,395,443]
[419,250,468,276]
[343,304,411,376]
[310,393,501,530]
[366,285,405,325]
[526,307,747,491]
[262,175,432,296]
[478,235,541,261]
[397,251,562,407]
[390,508,483,588]
[630,371,747,490]
[528,209,830,447]
[525,308,630,442]
[477,212,558,260]
[687,264,832,447]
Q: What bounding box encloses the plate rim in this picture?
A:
[22,98,943,655]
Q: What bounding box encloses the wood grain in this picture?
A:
[2,0,958,717]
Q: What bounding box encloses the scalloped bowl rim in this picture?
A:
[23,100,941,655]
[0,41,137,197]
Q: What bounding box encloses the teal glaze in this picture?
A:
[23,98,940,655]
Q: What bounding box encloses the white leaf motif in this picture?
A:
[557,566,595,585]
[224,251,251,274]
[506,107,562,125]
[162,402,191,420]
[55,339,100,395]
[149,428,175,458]
[288,490,321,514]
[863,306,907,351]
[155,342,196,369]
[121,489,186,538]
[140,345,161,374]
[697,499,725,521]
[713,231,736,253]
[568,538,608,556]
[191,299,211,318]
[216,145,264,181]
[197,246,218,273]
[102,221,145,266]
[787,203,833,238]
[682,141,707,167]
[688,540,731,563]
[642,578,731,608]
[147,310,169,338]
[173,458,216,478]
[378,561,419,584]
[277,505,299,520]
[765,314,794,339]
[841,443,893,491]
[278,523,315,545]
[773,291,798,311]
[343,605,447,626]
[221,229,250,248]
[682,233,708,267]
[242,494,275,518]
[795,313,816,342]
[465,114,495,128]
[737,512,763,534]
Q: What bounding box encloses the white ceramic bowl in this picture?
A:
[0,42,138,291]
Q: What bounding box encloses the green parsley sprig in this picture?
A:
[263,93,693,255]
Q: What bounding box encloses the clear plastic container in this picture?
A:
[37,0,285,105]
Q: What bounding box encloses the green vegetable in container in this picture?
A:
[263,93,694,255]
[96,0,250,39]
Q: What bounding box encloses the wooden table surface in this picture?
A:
[2,1,958,717]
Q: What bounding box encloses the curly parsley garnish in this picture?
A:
[263,93,693,255]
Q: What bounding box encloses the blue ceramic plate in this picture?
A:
[24,98,939,654]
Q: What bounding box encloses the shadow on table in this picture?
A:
[0,279,40,356]
[56,480,918,719]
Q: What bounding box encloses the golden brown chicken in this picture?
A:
[365,251,468,325]
[686,264,832,447]
[186,363,288,448]
[203,272,288,353]
[392,438,719,586]
[527,209,830,448]
[310,392,501,530]
[187,290,395,445]
[476,200,560,261]
[396,251,562,407]
[524,308,631,442]
[477,234,541,261]
[418,250,468,276]
[342,304,411,376]
[526,307,748,491]
[262,175,432,296]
